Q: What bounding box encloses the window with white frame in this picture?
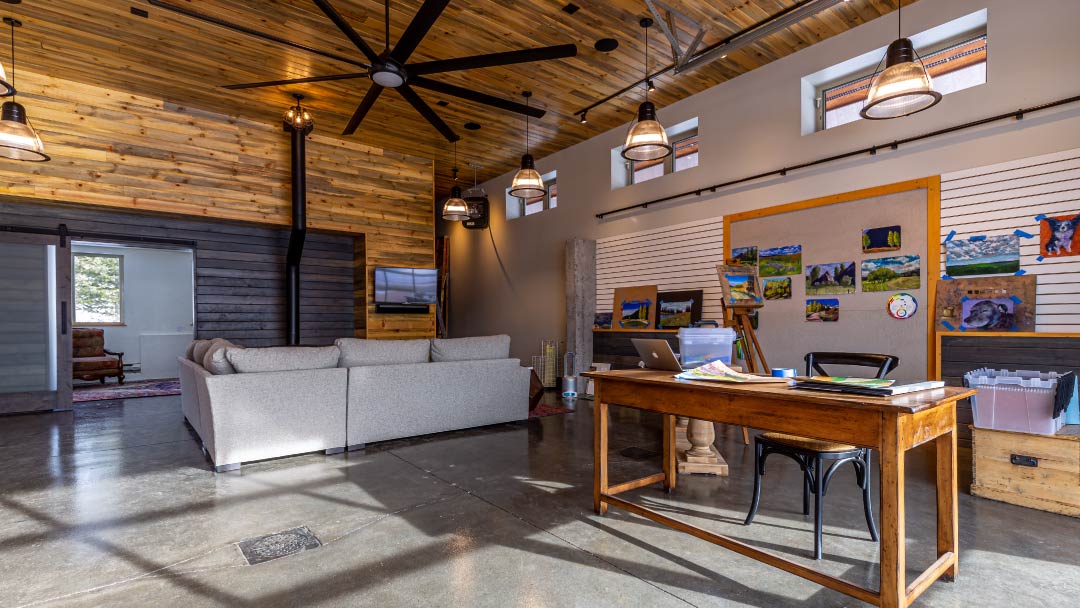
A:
[612,117,698,189]
[73,253,124,325]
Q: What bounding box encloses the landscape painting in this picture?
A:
[806,298,840,322]
[945,235,1020,276]
[619,299,653,329]
[861,255,921,292]
[763,277,792,300]
[717,264,763,308]
[805,262,856,295]
[862,225,901,253]
[731,246,759,267]
[657,290,703,329]
[1039,213,1080,258]
[613,285,658,329]
[759,245,802,277]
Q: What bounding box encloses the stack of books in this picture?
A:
[793,376,945,397]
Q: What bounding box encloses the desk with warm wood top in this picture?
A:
[584,369,976,608]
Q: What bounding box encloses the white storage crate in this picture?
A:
[678,327,736,368]
[965,368,1067,435]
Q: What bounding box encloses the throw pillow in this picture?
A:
[334,338,430,367]
[191,339,216,364]
[430,335,511,362]
[203,340,242,375]
[226,345,341,374]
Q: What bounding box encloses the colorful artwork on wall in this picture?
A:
[862,225,902,253]
[861,255,921,292]
[960,297,1017,331]
[612,285,658,330]
[593,313,613,330]
[716,264,763,308]
[657,290,703,329]
[762,277,792,300]
[934,275,1036,332]
[758,245,802,277]
[1039,213,1080,258]
[945,235,1020,276]
[731,246,759,267]
[806,298,840,322]
[805,262,856,295]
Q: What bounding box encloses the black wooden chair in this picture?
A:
[743,352,899,560]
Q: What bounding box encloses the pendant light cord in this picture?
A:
[9,18,15,93]
[897,0,902,38]
[385,0,391,52]
[524,94,530,156]
[643,23,649,103]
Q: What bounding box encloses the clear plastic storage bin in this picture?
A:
[678,327,737,368]
[965,368,1067,435]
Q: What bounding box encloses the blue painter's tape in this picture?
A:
[940,321,956,331]
[1010,295,1023,304]
[1037,255,1045,262]
[969,235,987,242]
[941,274,953,280]
[960,296,970,302]
[1014,229,1035,239]
[1015,269,1027,276]
[959,327,967,332]
[944,230,956,242]
[1011,325,1019,332]
[1035,214,1047,221]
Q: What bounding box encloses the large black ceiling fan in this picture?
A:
[223,0,578,142]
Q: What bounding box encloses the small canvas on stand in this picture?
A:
[717,264,764,309]
[612,285,659,330]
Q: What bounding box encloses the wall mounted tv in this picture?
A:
[373,267,438,306]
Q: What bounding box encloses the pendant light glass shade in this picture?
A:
[622,101,671,161]
[0,62,13,97]
[860,38,940,120]
[442,185,470,221]
[509,153,545,199]
[0,101,48,162]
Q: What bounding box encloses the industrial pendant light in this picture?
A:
[622,18,671,162]
[859,2,941,120]
[508,91,546,199]
[442,142,469,221]
[282,93,314,134]
[0,17,48,162]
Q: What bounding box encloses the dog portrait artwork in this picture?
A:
[1041,214,1080,257]
[960,298,1016,331]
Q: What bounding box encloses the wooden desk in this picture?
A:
[584,369,976,608]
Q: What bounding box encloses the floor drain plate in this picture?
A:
[238,526,321,565]
[620,446,658,461]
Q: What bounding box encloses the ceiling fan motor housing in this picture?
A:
[370,57,407,87]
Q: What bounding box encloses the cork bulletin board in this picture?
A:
[725,181,936,382]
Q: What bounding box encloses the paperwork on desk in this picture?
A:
[793,377,945,397]
[676,360,792,384]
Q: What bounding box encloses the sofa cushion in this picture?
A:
[334,338,430,367]
[226,345,341,374]
[185,339,206,361]
[72,356,121,373]
[203,340,242,375]
[191,339,215,364]
[430,335,511,362]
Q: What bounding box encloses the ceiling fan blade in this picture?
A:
[409,44,578,75]
[396,85,459,142]
[342,84,385,136]
[411,77,545,118]
[389,0,451,64]
[223,72,368,90]
[311,0,381,64]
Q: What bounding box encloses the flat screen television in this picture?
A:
[373,267,438,305]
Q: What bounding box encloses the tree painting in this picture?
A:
[74,254,123,323]
[862,225,902,253]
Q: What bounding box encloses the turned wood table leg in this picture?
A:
[678,417,729,475]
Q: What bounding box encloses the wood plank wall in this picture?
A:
[0,199,353,347]
[941,148,1080,331]
[596,218,725,320]
[0,71,436,340]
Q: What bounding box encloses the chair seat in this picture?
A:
[73,356,121,373]
[760,432,857,453]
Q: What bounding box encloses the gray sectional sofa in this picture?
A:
[178,335,530,472]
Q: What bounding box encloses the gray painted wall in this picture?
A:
[443,0,1080,362]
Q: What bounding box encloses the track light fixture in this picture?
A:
[579,112,587,124]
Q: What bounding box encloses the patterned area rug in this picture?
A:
[73,379,182,403]
[529,402,573,418]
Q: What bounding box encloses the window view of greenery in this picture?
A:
[74,254,123,324]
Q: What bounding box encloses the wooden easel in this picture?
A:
[722,300,769,446]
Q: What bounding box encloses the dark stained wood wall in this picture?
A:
[0,199,353,347]
[940,334,1080,448]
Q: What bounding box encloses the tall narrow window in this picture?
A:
[673,133,699,172]
[73,253,124,325]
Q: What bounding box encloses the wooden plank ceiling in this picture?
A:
[8,0,899,198]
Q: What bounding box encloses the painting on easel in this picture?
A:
[717,265,764,309]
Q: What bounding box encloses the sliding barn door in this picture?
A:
[0,233,72,413]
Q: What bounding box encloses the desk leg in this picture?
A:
[594,398,609,515]
[936,427,958,580]
[663,414,677,492]
[879,415,906,608]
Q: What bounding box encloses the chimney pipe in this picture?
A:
[284,95,312,346]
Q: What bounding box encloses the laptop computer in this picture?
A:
[631,338,688,372]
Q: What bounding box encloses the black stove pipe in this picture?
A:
[285,123,307,346]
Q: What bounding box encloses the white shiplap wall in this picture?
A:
[596,217,725,321]
[941,148,1080,331]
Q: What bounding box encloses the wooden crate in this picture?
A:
[972,425,1080,517]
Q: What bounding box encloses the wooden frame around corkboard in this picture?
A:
[612,285,658,330]
[934,275,1036,333]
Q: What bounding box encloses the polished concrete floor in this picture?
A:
[1,395,1078,608]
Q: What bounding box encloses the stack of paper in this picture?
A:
[676,360,792,384]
